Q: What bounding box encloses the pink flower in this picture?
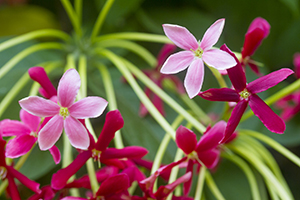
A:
[19,69,108,150]
[160,19,237,98]
[1,109,61,164]
[199,44,293,142]
[241,17,270,75]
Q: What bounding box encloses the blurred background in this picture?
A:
[0,0,300,199]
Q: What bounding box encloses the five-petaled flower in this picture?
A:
[160,19,237,98]
[19,68,108,150]
[199,44,293,142]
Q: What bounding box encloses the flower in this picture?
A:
[1,109,61,164]
[199,44,293,142]
[160,19,237,98]
[19,68,108,150]
[241,17,270,75]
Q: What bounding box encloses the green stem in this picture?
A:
[194,166,207,200]
[208,66,228,88]
[228,144,293,200]
[122,59,206,133]
[0,29,69,52]
[86,158,99,194]
[95,32,171,44]
[74,0,82,28]
[242,78,300,122]
[78,55,87,97]
[98,63,124,148]
[90,0,115,42]
[96,39,157,67]
[222,152,261,200]
[151,115,185,175]
[60,0,82,36]
[205,171,225,200]
[97,49,176,139]
[0,42,64,80]
[240,130,300,167]
[180,94,211,125]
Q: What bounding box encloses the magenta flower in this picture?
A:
[19,68,108,150]
[241,17,270,75]
[199,44,293,142]
[160,19,237,98]
[1,109,61,164]
[0,137,41,200]
[51,110,148,190]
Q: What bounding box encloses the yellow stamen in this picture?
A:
[59,107,69,119]
[239,89,251,100]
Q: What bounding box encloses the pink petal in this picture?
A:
[247,17,270,38]
[0,119,31,137]
[6,174,21,200]
[0,138,6,166]
[202,49,237,70]
[5,135,36,158]
[19,96,60,117]
[223,100,248,143]
[294,53,300,78]
[162,24,198,51]
[28,67,57,98]
[184,59,204,98]
[156,44,177,67]
[101,146,148,160]
[69,96,108,119]
[96,110,124,151]
[20,109,40,132]
[96,173,130,197]
[183,160,194,196]
[196,120,226,152]
[64,116,89,150]
[242,28,265,58]
[49,145,61,164]
[220,44,247,92]
[248,62,262,76]
[38,115,64,150]
[160,51,194,74]
[57,69,81,108]
[51,151,92,190]
[175,125,197,155]
[200,18,225,51]
[199,88,240,102]
[197,149,220,169]
[61,197,86,200]
[249,94,285,134]
[247,68,294,94]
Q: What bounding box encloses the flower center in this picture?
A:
[191,47,204,58]
[92,149,102,161]
[239,89,251,100]
[187,151,198,161]
[0,166,7,180]
[59,107,69,119]
[30,131,38,138]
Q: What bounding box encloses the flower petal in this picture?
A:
[96,173,130,197]
[220,44,247,92]
[49,145,61,164]
[184,59,204,98]
[196,120,226,152]
[20,109,40,132]
[247,68,294,94]
[242,28,265,58]
[69,96,108,119]
[38,115,64,150]
[197,149,220,169]
[19,96,60,117]
[101,146,148,160]
[96,110,124,151]
[0,119,31,137]
[223,100,248,143]
[200,18,225,51]
[160,51,194,74]
[28,67,57,98]
[247,17,270,38]
[5,135,36,158]
[51,151,91,190]
[294,53,300,78]
[175,125,197,155]
[64,116,89,150]
[202,49,237,70]
[249,94,285,133]
[199,88,240,102]
[157,44,177,67]
[57,69,81,107]
[162,24,198,51]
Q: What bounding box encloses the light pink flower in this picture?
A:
[19,69,108,150]
[160,19,237,98]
